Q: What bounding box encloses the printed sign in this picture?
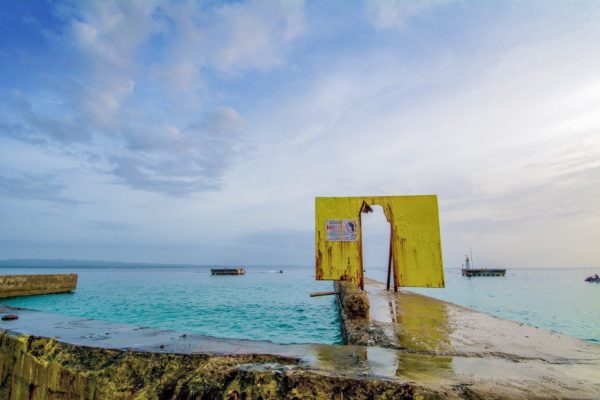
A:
[342,219,358,241]
[326,219,358,241]
[326,220,342,241]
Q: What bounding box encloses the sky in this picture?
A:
[0,0,599,268]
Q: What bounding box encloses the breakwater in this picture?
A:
[0,274,77,299]
[0,275,599,398]
[334,280,390,347]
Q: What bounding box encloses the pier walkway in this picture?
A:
[361,277,600,398]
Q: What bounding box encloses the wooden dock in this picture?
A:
[462,268,506,277]
[210,268,246,276]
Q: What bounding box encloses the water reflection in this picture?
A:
[391,291,452,353]
[391,291,453,380]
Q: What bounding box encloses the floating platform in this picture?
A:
[462,268,506,277]
[210,268,246,276]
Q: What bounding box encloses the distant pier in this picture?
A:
[461,268,506,277]
[210,268,246,276]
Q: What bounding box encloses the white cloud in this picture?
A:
[367,0,450,30]
[151,0,306,87]
[2,0,306,196]
[210,0,305,71]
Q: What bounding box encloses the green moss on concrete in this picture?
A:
[0,332,432,400]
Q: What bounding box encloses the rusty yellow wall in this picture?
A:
[315,196,444,288]
[315,197,366,284]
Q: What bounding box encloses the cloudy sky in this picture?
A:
[0,0,599,268]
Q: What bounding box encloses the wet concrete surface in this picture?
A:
[2,281,600,399]
[363,278,600,397]
[365,278,600,362]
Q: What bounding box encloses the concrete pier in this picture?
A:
[0,277,599,398]
[341,277,600,398]
[0,274,77,299]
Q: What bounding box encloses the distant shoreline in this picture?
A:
[0,259,597,270]
[0,259,310,269]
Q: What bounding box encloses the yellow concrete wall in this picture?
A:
[315,196,444,288]
[0,274,78,299]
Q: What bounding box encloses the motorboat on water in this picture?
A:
[585,274,600,283]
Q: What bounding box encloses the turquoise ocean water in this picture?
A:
[1,265,599,344]
[0,266,342,344]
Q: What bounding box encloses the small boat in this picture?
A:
[210,268,246,276]
[585,274,600,283]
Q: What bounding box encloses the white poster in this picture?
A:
[326,219,358,241]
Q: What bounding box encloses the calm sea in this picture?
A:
[1,266,599,344]
[0,266,342,344]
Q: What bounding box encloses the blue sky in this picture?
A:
[1,0,599,268]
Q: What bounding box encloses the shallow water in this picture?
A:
[0,266,342,344]
[1,265,599,344]
[366,266,600,344]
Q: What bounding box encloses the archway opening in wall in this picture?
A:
[361,204,391,284]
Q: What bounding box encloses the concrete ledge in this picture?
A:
[0,274,77,299]
[0,332,421,400]
[0,305,444,400]
[335,281,390,347]
[335,280,369,318]
[2,304,600,399]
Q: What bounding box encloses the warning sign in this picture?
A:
[326,220,342,241]
[326,219,358,241]
[342,219,358,241]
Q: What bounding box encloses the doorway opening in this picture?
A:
[360,204,392,288]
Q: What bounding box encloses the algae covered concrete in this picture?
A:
[2,302,600,400]
[335,280,390,347]
[0,274,77,299]
[0,332,418,400]
[0,305,441,400]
